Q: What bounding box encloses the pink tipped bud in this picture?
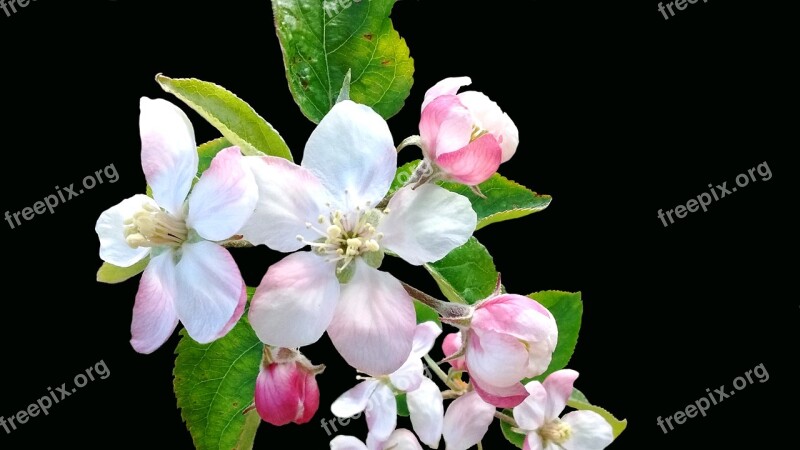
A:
[442,332,466,371]
[254,347,323,426]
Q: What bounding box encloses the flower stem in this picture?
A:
[401,282,472,319]
[495,411,518,427]
[424,354,458,390]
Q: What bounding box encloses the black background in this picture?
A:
[0,0,795,448]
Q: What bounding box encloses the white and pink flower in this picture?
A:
[419,77,519,185]
[95,98,256,353]
[513,370,613,450]
[444,294,558,408]
[442,390,497,450]
[331,322,444,447]
[243,100,476,375]
[330,429,423,450]
[254,347,323,426]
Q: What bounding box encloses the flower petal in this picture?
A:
[379,184,476,266]
[173,241,246,344]
[523,434,545,450]
[332,380,381,418]
[466,329,530,388]
[561,411,614,450]
[327,264,416,376]
[302,101,396,207]
[240,156,331,252]
[139,98,198,215]
[442,332,466,371]
[96,194,155,267]
[384,429,424,450]
[412,321,442,358]
[474,295,557,344]
[421,77,472,111]
[442,391,495,450]
[457,91,519,163]
[330,436,369,450]
[542,369,579,420]
[130,250,179,354]
[407,378,443,449]
[419,95,473,159]
[366,384,397,442]
[249,252,339,347]
[389,357,424,393]
[186,146,258,241]
[434,134,502,185]
[513,381,548,431]
[471,374,529,409]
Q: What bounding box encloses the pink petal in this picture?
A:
[513,381,548,431]
[457,91,519,163]
[421,77,472,111]
[471,374,529,408]
[365,384,397,442]
[434,134,502,186]
[240,156,332,252]
[96,194,155,267]
[214,283,247,340]
[139,98,198,215]
[130,250,179,354]
[442,391,495,450]
[255,362,320,426]
[249,252,339,347]
[419,96,473,159]
[542,369,579,420]
[378,184,476,266]
[173,241,245,344]
[442,333,466,371]
[474,294,556,343]
[466,329,529,388]
[332,380,381,418]
[407,378,443,448]
[561,411,614,450]
[327,263,415,376]
[302,101,396,208]
[186,146,258,241]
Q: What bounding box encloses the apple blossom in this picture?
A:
[95,98,256,353]
[418,77,519,185]
[442,391,496,450]
[243,100,476,375]
[254,347,323,426]
[330,429,423,450]
[513,370,613,450]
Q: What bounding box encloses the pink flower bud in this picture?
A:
[254,348,323,426]
[442,332,466,371]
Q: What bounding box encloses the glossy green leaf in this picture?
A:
[528,291,583,380]
[197,137,233,176]
[96,257,149,284]
[568,388,628,439]
[425,237,498,305]
[156,74,292,160]
[414,300,441,327]
[499,409,526,448]
[272,0,414,122]
[174,314,263,450]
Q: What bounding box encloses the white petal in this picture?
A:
[96,194,155,267]
[173,241,245,344]
[388,358,424,393]
[139,98,198,215]
[379,184,476,265]
[130,250,179,353]
[513,381,548,432]
[332,380,381,418]
[327,263,416,376]
[466,329,530,388]
[411,321,442,358]
[442,391,496,450]
[561,411,614,450]
[240,156,332,252]
[330,436,369,450]
[384,429,424,450]
[524,434,545,450]
[407,378,443,449]
[421,77,472,111]
[186,147,258,241]
[543,369,579,420]
[249,252,339,347]
[457,91,519,163]
[365,384,397,442]
[302,101,396,207]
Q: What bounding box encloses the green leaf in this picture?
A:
[568,388,628,439]
[414,300,441,327]
[174,314,263,450]
[440,174,552,230]
[499,409,525,448]
[390,160,420,194]
[272,0,414,122]
[424,237,498,305]
[528,291,583,380]
[96,257,149,284]
[197,137,233,176]
[156,74,292,161]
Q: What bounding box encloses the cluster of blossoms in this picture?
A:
[96,78,613,449]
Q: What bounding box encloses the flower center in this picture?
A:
[539,419,572,445]
[124,203,188,248]
[297,201,385,274]
[470,125,488,142]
